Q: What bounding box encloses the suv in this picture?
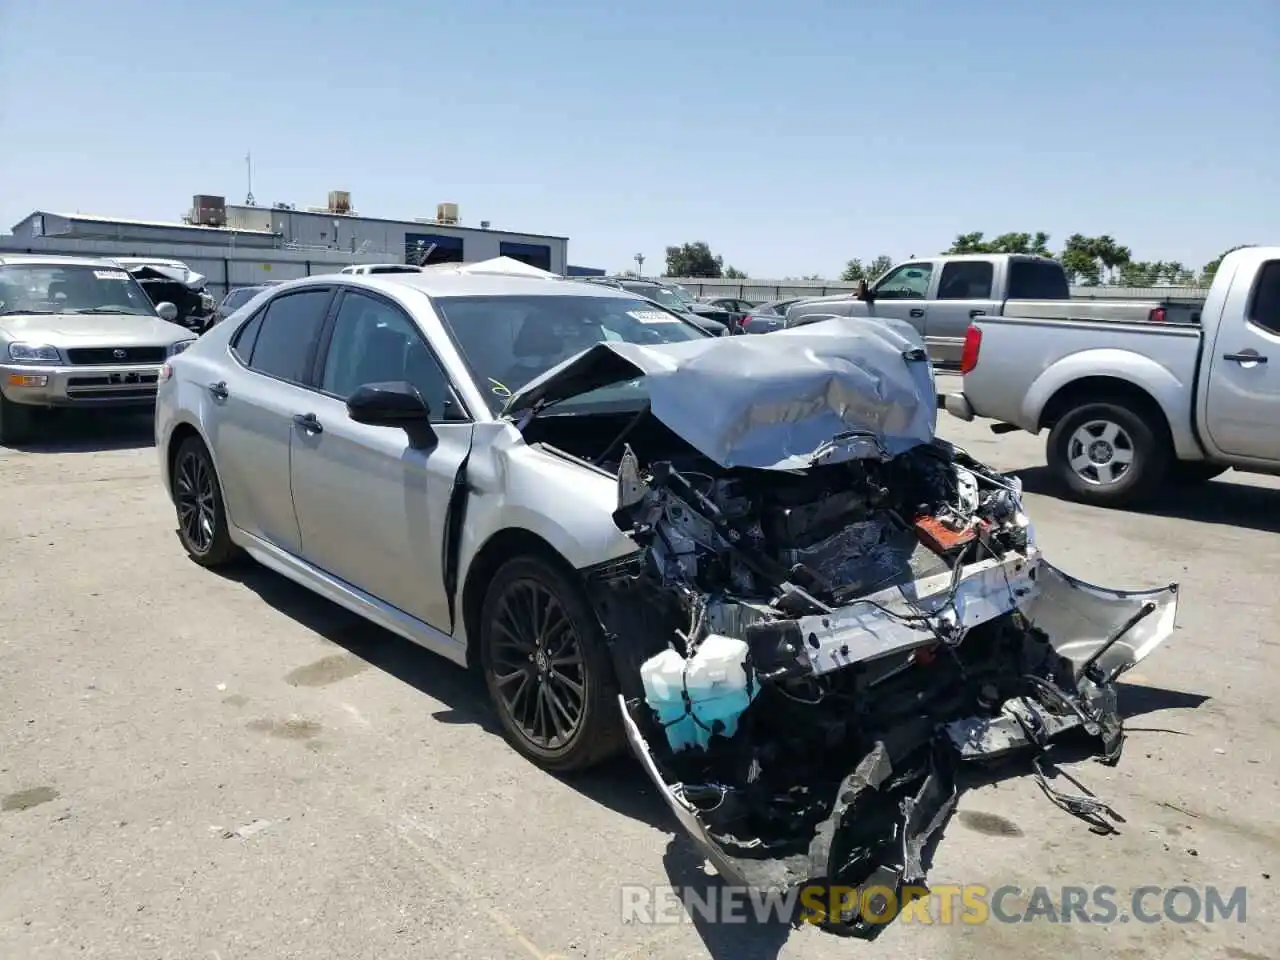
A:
[0,255,196,443]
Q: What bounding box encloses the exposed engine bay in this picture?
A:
[541,415,1177,937]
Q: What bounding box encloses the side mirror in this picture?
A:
[156,302,179,322]
[856,280,873,302]
[347,381,431,426]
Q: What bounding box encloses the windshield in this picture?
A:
[0,264,158,317]
[618,282,687,311]
[433,293,709,414]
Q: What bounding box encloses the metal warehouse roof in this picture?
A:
[15,211,276,235]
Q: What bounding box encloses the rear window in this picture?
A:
[1008,260,1070,300]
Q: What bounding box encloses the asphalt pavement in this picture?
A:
[1,400,1276,960]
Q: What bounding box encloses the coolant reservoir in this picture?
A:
[686,634,758,749]
[641,636,759,753]
[641,648,699,752]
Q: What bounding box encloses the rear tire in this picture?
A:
[1171,461,1228,485]
[0,394,36,446]
[479,554,625,773]
[1047,401,1171,508]
[173,436,240,567]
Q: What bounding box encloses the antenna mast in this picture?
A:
[245,151,256,206]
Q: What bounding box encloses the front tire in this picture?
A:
[479,555,625,773]
[1047,401,1171,508]
[173,436,240,567]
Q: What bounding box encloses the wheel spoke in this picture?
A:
[1099,422,1121,444]
[1111,446,1134,464]
[1095,462,1116,484]
[1069,453,1093,473]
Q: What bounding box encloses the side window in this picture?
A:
[1247,260,1280,335]
[245,289,332,382]
[937,261,994,300]
[320,291,464,421]
[231,309,265,363]
[874,263,933,300]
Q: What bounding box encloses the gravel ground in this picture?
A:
[1,400,1276,960]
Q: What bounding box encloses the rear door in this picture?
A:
[1202,257,1280,462]
[210,286,336,553]
[927,260,1000,366]
[288,287,475,631]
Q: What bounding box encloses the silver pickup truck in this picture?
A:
[943,245,1280,507]
[786,253,1192,368]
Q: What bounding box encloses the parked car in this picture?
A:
[113,257,217,334]
[785,254,1194,368]
[740,297,813,333]
[339,263,426,276]
[577,277,729,335]
[213,284,277,327]
[700,296,757,332]
[943,245,1280,507]
[155,269,1176,929]
[0,254,197,443]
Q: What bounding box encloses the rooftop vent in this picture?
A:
[328,190,353,215]
[191,194,227,227]
[436,202,459,224]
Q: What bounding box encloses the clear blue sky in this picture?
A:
[1,0,1274,277]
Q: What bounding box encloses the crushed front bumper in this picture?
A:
[621,555,1179,935]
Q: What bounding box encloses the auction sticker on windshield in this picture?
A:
[94,270,130,280]
[629,310,678,324]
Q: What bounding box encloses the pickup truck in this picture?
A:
[785,253,1195,368]
[942,245,1280,507]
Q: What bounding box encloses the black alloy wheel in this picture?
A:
[480,556,624,772]
[173,436,239,567]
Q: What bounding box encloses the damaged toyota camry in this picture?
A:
[156,270,1177,932]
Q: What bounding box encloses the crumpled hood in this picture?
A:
[119,262,208,290]
[0,312,192,346]
[505,315,937,470]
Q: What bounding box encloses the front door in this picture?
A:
[210,286,335,553]
[926,260,1001,367]
[288,288,475,631]
[868,261,936,344]
[1203,257,1280,462]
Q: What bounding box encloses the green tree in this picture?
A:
[1199,245,1254,286]
[840,255,893,282]
[1058,234,1132,285]
[723,265,748,279]
[664,242,723,278]
[944,231,1052,256]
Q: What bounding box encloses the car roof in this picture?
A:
[0,253,127,269]
[286,270,644,301]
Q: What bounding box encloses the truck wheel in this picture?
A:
[0,394,36,446]
[1172,462,1228,485]
[1047,401,1171,508]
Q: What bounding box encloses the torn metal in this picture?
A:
[579,431,1176,937]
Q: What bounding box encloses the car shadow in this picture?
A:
[2,409,155,453]
[1010,465,1280,534]
[210,556,1210,958]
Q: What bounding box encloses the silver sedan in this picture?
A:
[155,271,709,770]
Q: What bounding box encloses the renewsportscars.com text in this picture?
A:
[619,883,1248,926]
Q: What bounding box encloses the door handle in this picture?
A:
[969,309,986,319]
[208,381,228,400]
[293,412,323,433]
[909,308,925,318]
[1223,351,1268,364]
